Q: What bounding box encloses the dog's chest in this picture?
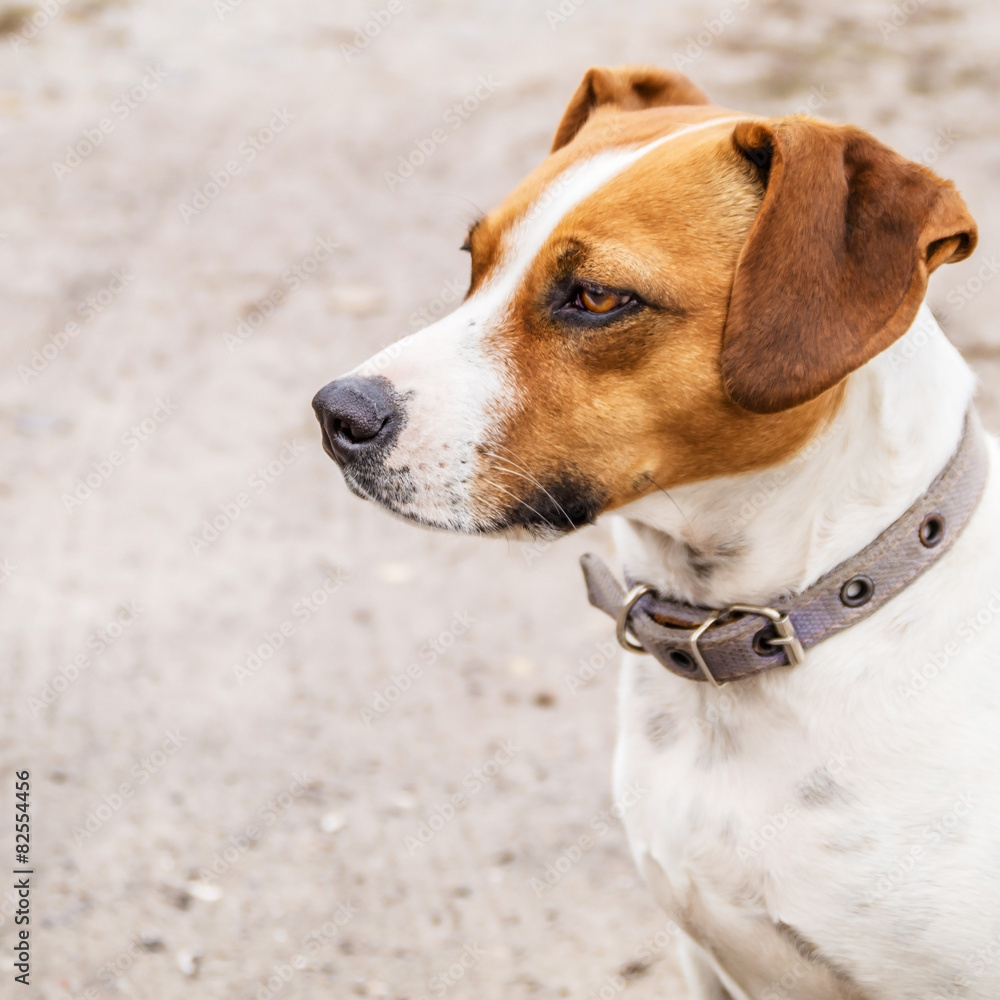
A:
[612,585,1000,1000]
[615,662,864,996]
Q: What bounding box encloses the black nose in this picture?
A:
[312,376,400,465]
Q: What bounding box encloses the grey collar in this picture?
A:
[581,411,989,686]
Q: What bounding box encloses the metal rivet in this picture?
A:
[840,575,874,608]
[919,513,945,548]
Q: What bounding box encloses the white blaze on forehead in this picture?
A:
[476,115,745,315]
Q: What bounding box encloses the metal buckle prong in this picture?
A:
[616,584,656,654]
[728,603,805,667]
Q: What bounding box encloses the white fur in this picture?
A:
[350,117,740,530]
[613,305,1000,999]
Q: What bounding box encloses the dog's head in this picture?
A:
[313,66,976,536]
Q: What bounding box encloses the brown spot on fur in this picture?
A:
[644,711,679,751]
[797,768,851,808]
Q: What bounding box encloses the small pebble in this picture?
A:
[508,656,533,676]
[321,811,348,833]
[185,881,222,902]
[176,949,200,977]
[377,562,414,584]
[390,792,416,811]
[328,285,385,316]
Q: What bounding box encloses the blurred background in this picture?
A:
[3,1,1000,997]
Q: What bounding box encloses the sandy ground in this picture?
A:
[2,1,1000,997]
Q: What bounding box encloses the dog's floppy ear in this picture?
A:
[721,117,977,413]
[551,65,710,152]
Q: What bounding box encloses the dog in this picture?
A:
[312,66,1000,1000]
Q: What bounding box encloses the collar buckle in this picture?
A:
[618,590,806,688]
[692,604,804,687]
[728,604,805,666]
[615,584,656,653]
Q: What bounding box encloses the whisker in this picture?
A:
[643,473,691,529]
[484,445,577,530]
[480,476,556,533]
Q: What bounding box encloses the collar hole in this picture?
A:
[919,513,945,548]
[840,575,874,608]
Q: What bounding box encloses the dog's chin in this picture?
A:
[339,465,605,538]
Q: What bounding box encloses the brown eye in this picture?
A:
[579,287,628,313]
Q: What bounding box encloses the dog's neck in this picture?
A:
[612,305,976,608]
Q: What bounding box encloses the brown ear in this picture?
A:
[551,65,710,152]
[721,117,977,413]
